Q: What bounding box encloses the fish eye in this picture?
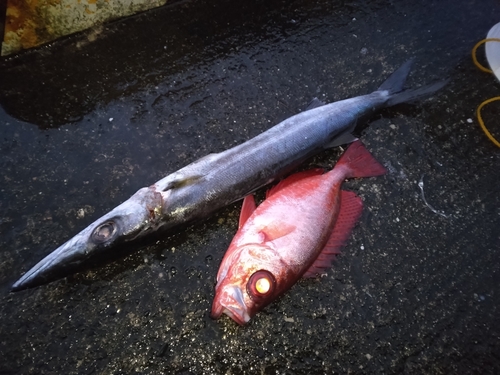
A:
[247,270,276,300]
[91,221,117,244]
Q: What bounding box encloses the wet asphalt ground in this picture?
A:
[1,0,500,374]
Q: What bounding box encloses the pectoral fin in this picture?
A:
[162,175,203,191]
[238,195,257,229]
[259,222,296,243]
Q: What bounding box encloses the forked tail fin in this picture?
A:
[378,59,447,106]
[378,59,415,94]
[336,141,387,179]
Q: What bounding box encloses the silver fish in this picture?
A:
[12,60,445,291]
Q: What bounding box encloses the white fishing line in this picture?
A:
[418,174,450,218]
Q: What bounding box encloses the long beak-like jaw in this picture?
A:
[11,230,97,291]
[12,186,167,292]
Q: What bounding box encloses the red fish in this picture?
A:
[210,141,386,325]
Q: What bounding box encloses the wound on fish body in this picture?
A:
[211,140,386,325]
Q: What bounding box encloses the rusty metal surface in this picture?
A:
[1,0,167,56]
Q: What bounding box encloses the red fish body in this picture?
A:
[211,141,387,325]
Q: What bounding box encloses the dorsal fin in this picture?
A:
[238,195,257,229]
[304,97,326,111]
[266,169,324,199]
[303,190,363,278]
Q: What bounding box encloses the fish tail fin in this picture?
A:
[378,59,447,106]
[336,140,386,179]
[378,58,415,94]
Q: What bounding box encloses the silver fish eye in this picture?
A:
[91,221,117,244]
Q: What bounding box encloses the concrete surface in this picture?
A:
[1,0,499,374]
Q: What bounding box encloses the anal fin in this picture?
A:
[324,123,358,149]
[303,190,363,278]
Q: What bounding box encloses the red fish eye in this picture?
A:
[247,270,276,300]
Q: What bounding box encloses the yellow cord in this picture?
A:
[472,38,500,73]
[476,97,500,148]
[472,38,500,148]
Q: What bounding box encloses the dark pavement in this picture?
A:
[1,0,500,373]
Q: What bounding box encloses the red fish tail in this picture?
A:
[336,140,387,179]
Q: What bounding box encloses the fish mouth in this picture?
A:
[11,233,92,291]
[211,285,251,325]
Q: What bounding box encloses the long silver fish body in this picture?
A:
[12,60,445,291]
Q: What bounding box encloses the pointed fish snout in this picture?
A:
[11,236,90,291]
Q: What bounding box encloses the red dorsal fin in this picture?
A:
[303,190,363,278]
[266,168,324,198]
[238,195,257,229]
[336,140,387,179]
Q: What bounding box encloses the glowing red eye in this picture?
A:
[247,270,276,300]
